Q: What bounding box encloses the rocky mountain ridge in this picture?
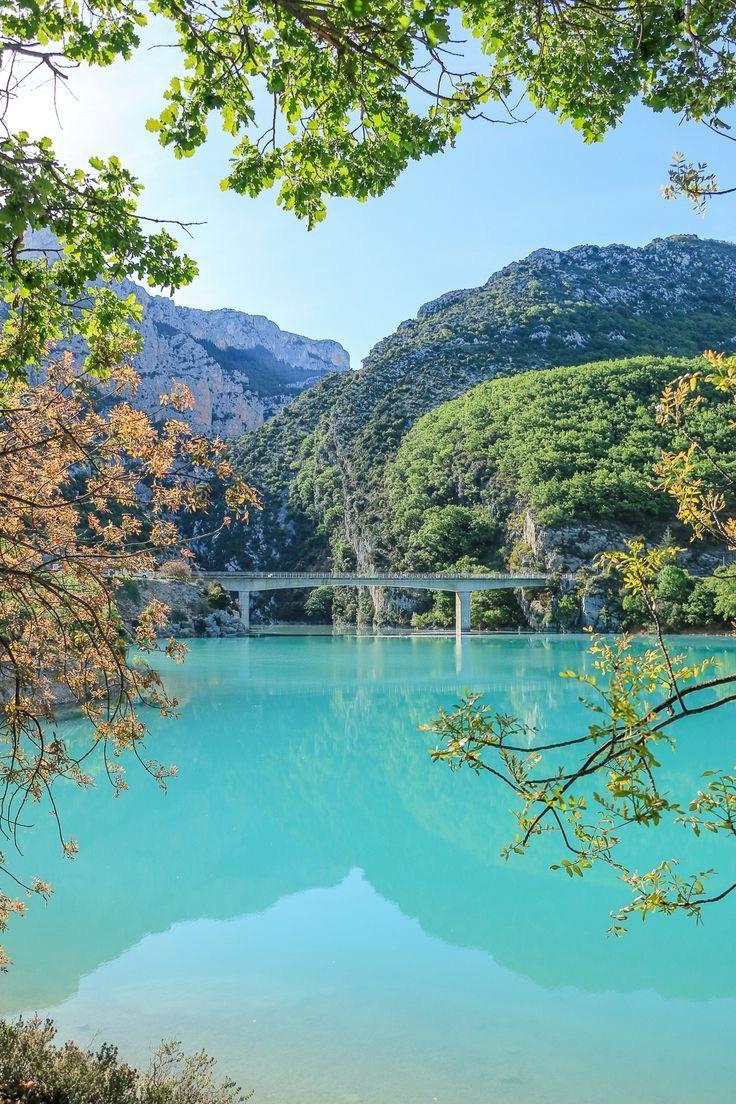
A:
[23,229,351,437]
[124,281,350,436]
[370,235,736,368]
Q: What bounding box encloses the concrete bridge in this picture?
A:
[198,571,550,634]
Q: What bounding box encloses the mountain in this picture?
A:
[207,235,736,615]
[123,281,350,436]
[22,228,351,436]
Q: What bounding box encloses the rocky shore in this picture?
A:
[115,575,247,638]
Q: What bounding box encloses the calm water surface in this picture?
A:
[2,634,735,1103]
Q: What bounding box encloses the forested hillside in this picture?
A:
[386,354,735,553]
[204,236,736,625]
[382,355,736,630]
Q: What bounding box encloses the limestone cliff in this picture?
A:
[124,281,350,437]
[23,228,350,438]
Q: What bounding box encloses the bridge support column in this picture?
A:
[455,590,471,635]
[234,588,250,631]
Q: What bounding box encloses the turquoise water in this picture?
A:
[2,633,735,1102]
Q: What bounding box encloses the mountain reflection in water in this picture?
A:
[2,635,735,1104]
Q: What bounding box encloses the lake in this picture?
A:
[1,633,735,1103]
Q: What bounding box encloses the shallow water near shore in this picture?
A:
[2,634,735,1103]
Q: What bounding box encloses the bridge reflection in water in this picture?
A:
[198,571,550,633]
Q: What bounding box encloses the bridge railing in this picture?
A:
[197,570,550,581]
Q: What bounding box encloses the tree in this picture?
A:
[0,357,255,964]
[304,585,334,621]
[425,354,736,929]
[711,566,736,620]
[405,506,500,571]
[3,0,736,337]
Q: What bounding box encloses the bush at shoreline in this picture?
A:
[0,1018,251,1103]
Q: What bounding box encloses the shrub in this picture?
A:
[303,586,333,622]
[472,588,526,630]
[205,582,231,610]
[0,1017,250,1103]
[158,557,193,581]
[411,591,453,629]
[553,592,579,629]
[118,576,141,603]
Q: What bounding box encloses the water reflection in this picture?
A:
[1,635,735,1102]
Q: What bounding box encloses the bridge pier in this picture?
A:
[455,590,471,635]
[234,588,250,631]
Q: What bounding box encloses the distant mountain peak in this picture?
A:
[123,280,350,437]
[22,230,351,436]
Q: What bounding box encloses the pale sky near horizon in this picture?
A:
[15,31,736,367]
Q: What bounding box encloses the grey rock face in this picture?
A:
[518,509,732,578]
[115,576,247,637]
[21,228,350,438]
[514,509,735,631]
[124,281,349,436]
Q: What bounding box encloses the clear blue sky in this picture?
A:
[17,33,736,367]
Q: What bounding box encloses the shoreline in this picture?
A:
[209,624,736,642]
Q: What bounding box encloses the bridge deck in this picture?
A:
[197,571,550,634]
[199,571,549,593]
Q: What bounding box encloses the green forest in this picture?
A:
[383,354,736,630]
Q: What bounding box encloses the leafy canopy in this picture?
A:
[104,2,736,217]
[4,2,736,253]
